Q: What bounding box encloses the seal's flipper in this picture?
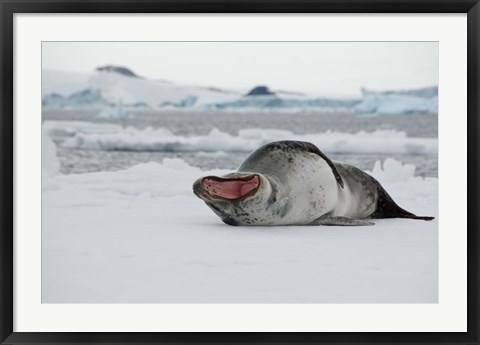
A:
[310,215,375,226]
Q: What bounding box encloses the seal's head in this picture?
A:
[193,172,274,225]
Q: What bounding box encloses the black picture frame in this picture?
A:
[1,1,479,344]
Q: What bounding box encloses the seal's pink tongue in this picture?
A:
[203,176,259,199]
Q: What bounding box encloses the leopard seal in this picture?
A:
[192,140,434,226]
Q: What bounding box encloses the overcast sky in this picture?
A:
[42,42,438,97]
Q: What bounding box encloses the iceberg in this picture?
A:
[353,87,438,115]
[208,95,359,111]
[361,86,438,99]
[42,88,107,109]
[42,67,438,115]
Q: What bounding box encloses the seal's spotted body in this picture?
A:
[193,141,434,226]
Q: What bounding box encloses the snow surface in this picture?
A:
[42,154,438,303]
[43,121,122,142]
[368,158,417,183]
[42,132,61,178]
[44,120,437,155]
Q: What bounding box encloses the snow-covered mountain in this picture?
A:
[42,70,91,97]
[42,66,241,110]
[42,66,438,115]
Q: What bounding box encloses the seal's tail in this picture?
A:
[370,178,435,221]
[373,203,435,221]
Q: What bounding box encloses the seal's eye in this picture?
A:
[203,175,259,200]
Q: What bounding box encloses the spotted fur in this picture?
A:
[193,141,434,226]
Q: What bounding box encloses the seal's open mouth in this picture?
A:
[202,175,260,200]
